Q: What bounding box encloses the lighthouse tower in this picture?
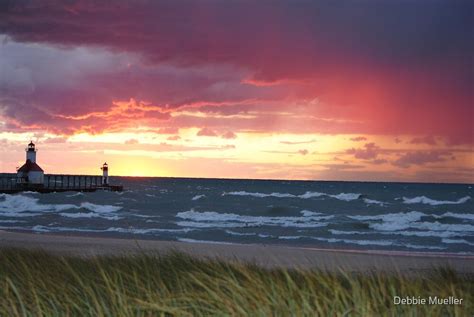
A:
[26,141,37,162]
[17,141,44,185]
[101,162,109,185]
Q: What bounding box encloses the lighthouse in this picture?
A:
[101,162,109,185]
[17,141,44,185]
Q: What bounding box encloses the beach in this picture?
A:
[1,230,472,274]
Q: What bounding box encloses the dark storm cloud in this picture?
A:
[0,0,472,142]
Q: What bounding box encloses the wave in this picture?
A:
[278,235,446,250]
[348,211,425,231]
[223,191,362,201]
[329,229,466,238]
[0,194,122,218]
[59,212,122,220]
[192,194,206,201]
[66,192,84,197]
[0,194,76,213]
[225,230,257,236]
[348,211,474,233]
[176,209,333,229]
[363,198,386,206]
[434,212,474,221]
[402,195,471,206]
[28,225,193,235]
[300,210,323,217]
[441,238,474,246]
[177,238,235,245]
[79,202,122,213]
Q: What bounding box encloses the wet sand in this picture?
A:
[1,230,472,274]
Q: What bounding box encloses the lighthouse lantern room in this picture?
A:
[101,162,109,185]
[17,141,44,185]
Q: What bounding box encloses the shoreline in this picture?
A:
[1,230,473,274]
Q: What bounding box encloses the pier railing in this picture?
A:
[0,173,112,193]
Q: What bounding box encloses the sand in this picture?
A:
[0,230,472,274]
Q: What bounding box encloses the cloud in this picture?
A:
[43,136,68,144]
[124,138,139,145]
[166,135,181,141]
[280,139,316,145]
[350,136,367,142]
[157,127,180,134]
[221,131,237,139]
[346,142,380,160]
[393,151,453,168]
[410,135,437,145]
[298,149,309,156]
[0,0,471,144]
[196,127,217,137]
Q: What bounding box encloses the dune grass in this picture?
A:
[0,248,472,316]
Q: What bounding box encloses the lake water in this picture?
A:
[0,177,473,254]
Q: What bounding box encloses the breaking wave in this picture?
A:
[191,194,206,201]
[402,195,471,206]
[277,235,446,250]
[28,225,193,235]
[348,211,474,233]
[223,191,362,201]
[176,209,334,228]
[0,194,122,219]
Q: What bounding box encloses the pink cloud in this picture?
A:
[124,138,139,145]
[393,151,453,168]
[221,131,237,139]
[197,127,217,137]
[346,143,380,160]
[410,135,437,146]
[350,136,367,142]
[167,135,181,141]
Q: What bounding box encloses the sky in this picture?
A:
[0,0,472,183]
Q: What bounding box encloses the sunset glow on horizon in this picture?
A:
[0,0,472,183]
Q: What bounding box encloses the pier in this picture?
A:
[0,173,123,194]
[1,141,123,194]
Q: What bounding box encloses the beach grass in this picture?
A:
[0,248,471,316]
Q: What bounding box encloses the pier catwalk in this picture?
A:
[0,173,123,194]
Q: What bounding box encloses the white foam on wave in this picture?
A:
[434,212,474,221]
[176,209,333,229]
[363,198,386,206]
[329,229,466,238]
[0,219,24,223]
[66,192,84,197]
[408,222,474,232]
[79,202,122,213]
[348,211,425,231]
[225,230,257,236]
[29,225,192,234]
[192,194,206,201]
[300,210,323,217]
[277,235,446,250]
[177,238,235,245]
[349,211,474,233]
[0,193,122,219]
[402,195,471,206]
[441,238,474,246]
[0,193,76,213]
[59,212,122,220]
[223,191,362,201]
[279,235,303,240]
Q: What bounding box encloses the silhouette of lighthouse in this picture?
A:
[101,162,109,185]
